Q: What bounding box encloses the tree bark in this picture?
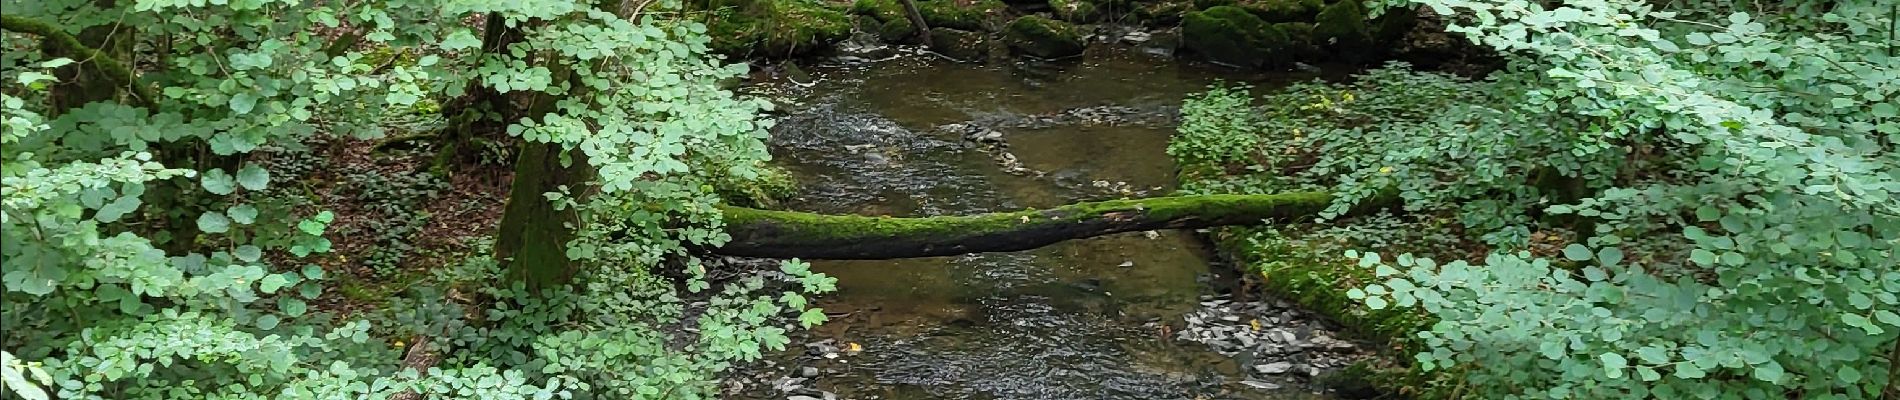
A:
[713,192,1367,259]
[896,0,933,47]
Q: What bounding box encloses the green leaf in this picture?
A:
[202,169,237,195]
[235,245,263,262]
[1842,313,1882,334]
[1689,249,1716,265]
[1563,244,1593,261]
[1635,346,1668,364]
[279,297,308,317]
[95,196,142,223]
[230,93,258,114]
[228,204,259,225]
[302,265,325,280]
[1596,247,1623,266]
[1838,365,1861,383]
[237,165,270,191]
[442,29,483,51]
[255,314,280,330]
[1374,264,1399,277]
[1874,310,1900,328]
[1675,363,1706,379]
[1751,360,1783,383]
[797,308,828,328]
[1599,353,1627,379]
[1636,366,1661,381]
[259,274,289,294]
[198,212,231,233]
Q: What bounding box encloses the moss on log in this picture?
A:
[0,14,157,108]
[715,192,1367,259]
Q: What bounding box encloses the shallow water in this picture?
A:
[743,48,1333,400]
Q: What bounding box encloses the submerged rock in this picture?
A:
[928,28,990,61]
[1003,16,1086,59]
[1181,6,1290,68]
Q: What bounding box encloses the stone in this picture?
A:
[1240,379,1283,389]
[1003,16,1086,59]
[800,366,820,377]
[1181,6,1291,68]
[920,0,1007,31]
[1255,361,1294,374]
[1314,0,1373,56]
[1050,0,1104,23]
[1140,29,1181,57]
[877,19,920,45]
[1246,0,1323,22]
[928,28,990,61]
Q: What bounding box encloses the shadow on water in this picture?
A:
[740,48,1335,400]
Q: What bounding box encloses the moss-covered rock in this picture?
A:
[854,0,1007,31]
[1272,22,1325,59]
[919,0,1009,31]
[1247,0,1322,22]
[1003,15,1086,59]
[1370,4,1417,43]
[1132,0,1195,25]
[1049,0,1104,22]
[1181,6,1290,67]
[878,18,921,43]
[1313,0,1372,53]
[1191,0,1320,22]
[928,27,991,61]
[709,0,853,57]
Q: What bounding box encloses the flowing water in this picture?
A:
[738,47,1335,400]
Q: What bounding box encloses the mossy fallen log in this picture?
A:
[714,192,1375,259]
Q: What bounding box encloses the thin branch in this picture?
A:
[0,15,158,109]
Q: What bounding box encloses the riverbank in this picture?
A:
[704,0,1489,73]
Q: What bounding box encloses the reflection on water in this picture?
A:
[746,49,1330,400]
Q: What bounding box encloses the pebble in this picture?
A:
[1175,294,1372,387]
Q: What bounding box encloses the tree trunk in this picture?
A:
[494,142,591,290]
[713,192,1370,259]
[896,0,933,47]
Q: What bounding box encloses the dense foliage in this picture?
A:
[1175,0,1897,398]
[0,0,831,398]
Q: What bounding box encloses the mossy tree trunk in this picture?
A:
[494,142,591,291]
[713,192,1388,259]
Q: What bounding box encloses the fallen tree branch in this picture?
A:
[714,192,1380,259]
[0,15,158,108]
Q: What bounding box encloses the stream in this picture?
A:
[730,44,1353,400]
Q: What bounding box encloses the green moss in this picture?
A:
[928,28,990,60]
[851,0,1005,31]
[708,0,854,57]
[722,192,1336,243]
[920,0,1008,31]
[712,164,800,208]
[1050,0,1104,22]
[850,0,905,19]
[878,18,920,42]
[1002,15,1087,59]
[1181,6,1290,67]
[1248,0,1321,21]
[1370,4,1417,43]
[1313,0,1371,52]
[1132,0,1195,25]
